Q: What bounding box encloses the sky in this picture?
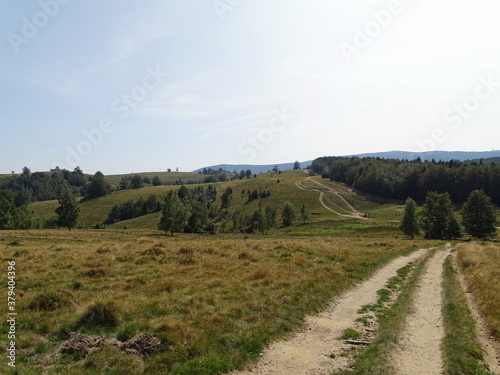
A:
[1,0,500,174]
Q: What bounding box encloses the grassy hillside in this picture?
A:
[30,170,406,231]
[30,185,179,227]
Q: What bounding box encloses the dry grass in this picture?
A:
[442,255,491,375]
[0,230,431,374]
[457,242,500,339]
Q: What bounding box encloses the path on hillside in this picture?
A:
[391,245,451,375]
[295,177,365,219]
[230,248,429,375]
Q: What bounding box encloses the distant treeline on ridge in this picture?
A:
[311,156,500,205]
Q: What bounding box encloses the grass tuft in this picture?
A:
[82,345,144,375]
[27,292,71,311]
[341,328,362,340]
[75,302,120,329]
[82,268,107,278]
[116,323,138,342]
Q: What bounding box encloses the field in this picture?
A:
[3,172,499,374]
[0,230,429,374]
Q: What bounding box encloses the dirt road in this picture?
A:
[230,249,428,375]
[230,244,499,374]
[295,177,365,219]
[391,245,451,374]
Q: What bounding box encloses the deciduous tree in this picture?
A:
[55,184,80,230]
[130,175,144,189]
[421,192,461,239]
[400,197,419,239]
[158,190,191,236]
[152,175,162,186]
[0,191,16,229]
[85,171,111,200]
[461,189,497,239]
[282,201,295,227]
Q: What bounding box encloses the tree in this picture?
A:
[421,192,461,239]
[207,185,217,202]
[152,175,162,186]
[246,169,252,179]
[265,205,278,228]
[178,185,189,200]
[185,202,209,234]
[22,166,31,175]
[300,203,310,224]
[0,191,16,229]
[55,184,79,230]
[232,207,244,233]
[119,177,130,190]
[85,171,111,200]
[293,161,301,170]
[158,190,191,236]
[248,208,267,233]
[130,175,144,189]
[221,187,232,213]
[282,201,295,227]
[461,190,497,239]
[400,197,419,239]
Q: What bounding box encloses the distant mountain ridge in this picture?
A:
[194,150,500,173]
[347,150,500,161]
[194,161,314,174]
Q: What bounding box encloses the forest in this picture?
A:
[311,156,500,204]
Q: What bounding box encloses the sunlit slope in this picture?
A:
[30,171,405,229]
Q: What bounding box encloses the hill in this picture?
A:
[30,170,404,232]
[193,161,314,174]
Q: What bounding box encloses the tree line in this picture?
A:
[312,156,500,205]
[0,167,87,206]
[105,195,162,225]
[158,186,309,236]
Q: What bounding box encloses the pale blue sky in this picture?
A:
[1,0,500,174]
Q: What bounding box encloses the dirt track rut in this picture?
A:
[230,249,428,375]
[391,245,451,374]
